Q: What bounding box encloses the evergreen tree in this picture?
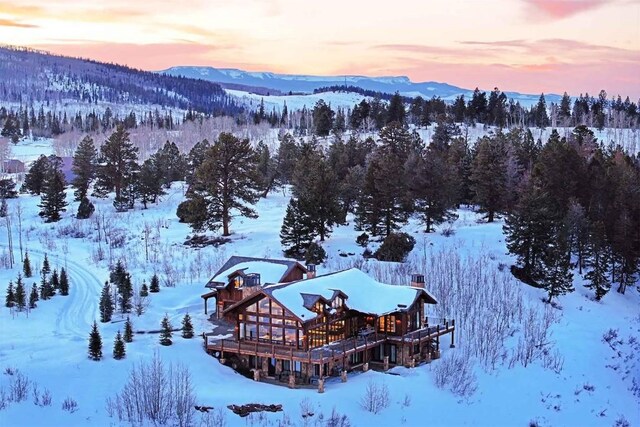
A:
[22,155,50,195]
[470,134,508,222]
[185,139,211,185]
[280,198,314,259]
[41,254,51,278]
[29,284,38,309]
[149,274,160,293]
[118,274,133,314]
[71,135,98,201]
[386,92,406,125]
[140,281,149,297]
[14,275,26,311]
[135,157,165,208]
[181,313,194,339]
[304,242,327,265]
[38,156,67,223]
[77,197,95,219]
[5,281,15,308]
[113,331,126,360]
[503,176,554,283]
[0,178,18,199]
[23,252,32,278]
[159,314,173,346]
[312,99,334,137]
[534,94,549,128]
[123,316,134,343]
[93,125,139,211]
[109,260,127,289]
[541,225,574,303]
[59,268,69,296]
[558,92,572,124]
[177,133,261,236]
[88,321,103,361]
[99,281,113,322]
[50,269,60,292]
[583,222,611,300]
[0,198,7,218]
[291,144,341,241]
[154,141,187,187]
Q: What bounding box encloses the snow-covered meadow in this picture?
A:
[0,139,638,427]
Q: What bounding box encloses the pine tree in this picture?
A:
[99,282,113,323]
[470,134,508,222]
[112,331,126,360]
[503,177,554,284]
[77,197,95,220]
[140,281,149,297]
[291,144,341,241]
[88,321,103,361]
[50,269,60,292]
[14,275,26,311]
[386,92,406,125]
[280,198,314,259]
[0,198,7,218]
[23,252,32,278]
[583,222,611,300]
[71,135,98,202]
[123,316,134,343]
[109,259,127,290]
[22,155,50,195]
[154,141,187,188]
[541,225,575,303]
[181,313,194,339]
[159,314,173,346]
[59,268,69,296]
[38,156,67,223]
[149,274,160,293]
[304,242,327,265]
[5,281,15,308]
[135,157,165,208]
[29,284,38,309]
[177,133,261,236]
[41,253,51,278]
[93,125,139,211]
[118,274,133,313]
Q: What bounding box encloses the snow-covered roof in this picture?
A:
[265,268,436,321]
[206,256,305,288]
[209,261,289,286]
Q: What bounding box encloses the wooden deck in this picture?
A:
[205,321,455,365]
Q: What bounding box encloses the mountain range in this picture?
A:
[160,66,561,105]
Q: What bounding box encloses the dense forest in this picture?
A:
[0,46,241,115]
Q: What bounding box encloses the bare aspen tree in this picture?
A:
[15,200,23,261]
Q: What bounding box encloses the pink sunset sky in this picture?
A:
[1,0,639,98]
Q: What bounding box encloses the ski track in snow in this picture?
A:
[7,247,102,341]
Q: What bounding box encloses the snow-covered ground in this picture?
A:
[0,140,638,427]
[226,89,373,112]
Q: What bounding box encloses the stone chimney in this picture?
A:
[410,273,425,288]
[306,264,316,279]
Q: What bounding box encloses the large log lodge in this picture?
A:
[201,256,455,389]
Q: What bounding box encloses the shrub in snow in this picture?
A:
[106,353,195,427]
[324,408,351,427]
[356,232,369,247]
[198,407,227,427]
[359,380,390,414]
[304,242,326,265]
[433,351,478,398]
[62,396,78,413]
[8,371,30,402]
[374,232,416,262]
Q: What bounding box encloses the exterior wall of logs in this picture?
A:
[204,292,455,386]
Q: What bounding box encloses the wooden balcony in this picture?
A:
[204,317,455,365]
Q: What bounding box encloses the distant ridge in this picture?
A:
[160,66,561,104]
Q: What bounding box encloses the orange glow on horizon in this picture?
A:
[1,0,638,98]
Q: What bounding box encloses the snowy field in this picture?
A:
[0,140,638,427]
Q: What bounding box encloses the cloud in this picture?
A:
[522,0,609,19]
[0,18,38,28]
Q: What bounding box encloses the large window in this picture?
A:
[327,320,345,343]
[308,327,326,348]
[284,328,296,345]
[246,323,257,340]
[378,316,396,333]
[259,298,270,314]
[259,325,270,340]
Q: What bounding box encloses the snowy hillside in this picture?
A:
[0,138,638,427]
[226,89,373,112]
[162,66,562,107]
